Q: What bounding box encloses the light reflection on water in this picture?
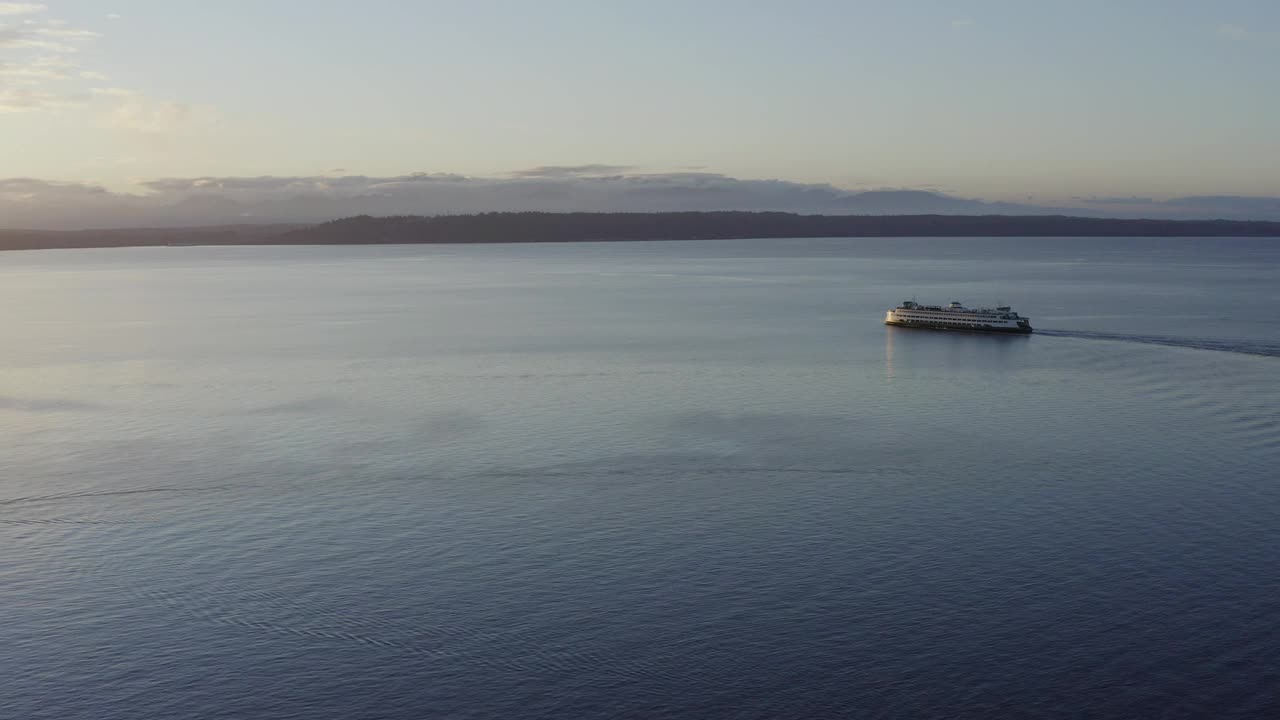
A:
[2,237,1279,720]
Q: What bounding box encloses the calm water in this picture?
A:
[3,237,1279,719]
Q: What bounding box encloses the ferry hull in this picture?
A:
[885,320,1033,335]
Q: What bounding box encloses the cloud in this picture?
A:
[106,98,197,132]
[88,85,133,97]
[509,164,636,178]
[0,177,112,199]
[88,86,211,133]
[137,172,467,196]
[0,22,95,52]
[0,3,46,16]
[1,11,98,111]
[38,26,99,39]
[0,56,71,80]
[0,85,81,112]
[2,11,201,131]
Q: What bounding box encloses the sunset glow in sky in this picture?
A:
[2,1,1278,227]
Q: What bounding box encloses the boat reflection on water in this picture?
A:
[885,323,1031,382]
[885,324,896,382]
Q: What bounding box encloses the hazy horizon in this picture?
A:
[3,1,1279,229]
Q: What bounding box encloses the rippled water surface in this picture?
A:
[3,237,1279,719]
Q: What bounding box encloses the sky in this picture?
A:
[2,0,1279,228]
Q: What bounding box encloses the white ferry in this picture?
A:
[885,300,1033,334]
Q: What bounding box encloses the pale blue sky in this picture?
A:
[3,0,1278,204]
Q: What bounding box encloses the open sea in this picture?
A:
[3,236,1279,719]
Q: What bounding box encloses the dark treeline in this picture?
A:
[0,224,305,252]
[278,212,1280,245]
[3,212,1279,251]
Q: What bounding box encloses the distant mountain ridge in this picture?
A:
[831,190,1062,215]
[2,212,1278,252]
[10,172,1280,230]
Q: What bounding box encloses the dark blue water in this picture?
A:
[3,237,1279,719]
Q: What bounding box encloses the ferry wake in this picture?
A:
[885,301,1033,334]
